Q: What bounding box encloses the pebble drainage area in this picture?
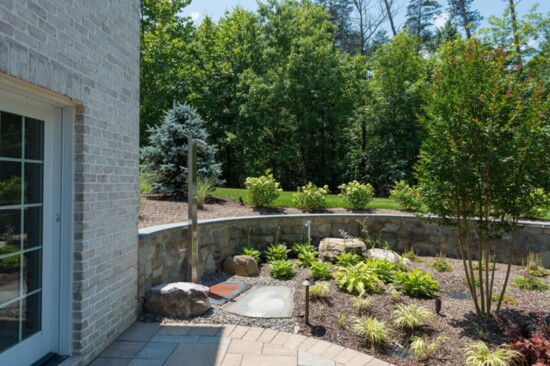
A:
[222,286,295,318]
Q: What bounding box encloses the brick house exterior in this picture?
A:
[0,1,140,364]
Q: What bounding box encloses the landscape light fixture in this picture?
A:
[302,278,315,325]
[435,297,442,315]
[188,136,207,284]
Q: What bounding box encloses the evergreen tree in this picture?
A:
[405,0,442,47]
[315,0,359,53]
[140,104,223,197]
[447,0,483,39]
[433,19,460,48]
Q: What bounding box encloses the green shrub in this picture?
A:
[293,182,329,211]
[309,260,332,280]
[265,244,290,263]
[523,188,550,218]
[335,252,362,267]
[402,248,422,262]
[523,252,549,277]
[393,304,433,330]
[337,313,347,328]
[410,337,440,361]
[338,181,375,209]
[464,341,521,366]
[387,286,402,303]
[335,263,383,295]
[351,316,391,346]
[430,253,452,272]
[353,296,373,313]
[472,261,496,271]
[244,173,282,207]
[491,293,518,305]
[0,245,20,272]
[139,165,161,197]
[512,274,549,291]
[196,176,216,209]
[390,180,422,211]
[291,242,316,257]
[366,258,403,284]
[393,269,439,298]
[309,281,331,299]
[239,247,262,264]
[269,260,295,279]
[298,251,317,268]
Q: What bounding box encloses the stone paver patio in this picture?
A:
[90,322,395,366]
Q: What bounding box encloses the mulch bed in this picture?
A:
[290,256,550,365]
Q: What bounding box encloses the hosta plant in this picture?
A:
[239,247,262,264]
[393,269,439,298]
[244,173,282,207]
[309,260,332,281]
[366,258,403,284]
[269,260,295,279]
[293,182,329,211]
[309,281,331,299]
[298,250,318,268]
[335,263,383,295]
[338,180,375,209]
[335,252,362,267]
[291,242,316,257]
[464,341,521,366]
[393,303,433,330]
[265,244,290,263]
[351,316,391,346]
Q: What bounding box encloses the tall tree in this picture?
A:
[447,0,482,39]
[405,0,442,47]
[433,19,460,48]
[315,0,359,53]
[381,0,398,37]
[351,0,388,55]
[140,0,194,145]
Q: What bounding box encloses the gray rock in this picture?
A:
[318,237,367,262]
[367,248,411,266]
[223,255,260,277]
[144,282,211,318]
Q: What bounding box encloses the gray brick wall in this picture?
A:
[0,0,140,363]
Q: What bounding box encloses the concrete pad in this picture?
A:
[164,343,228,366]
[151,334,199,344]
[227,339,263,355]
[134,341,177,361]
[118,323,160,342]
[223,286,294,318]
[262,343,297,356]
[99,341,146,359]
[299,351,336,366]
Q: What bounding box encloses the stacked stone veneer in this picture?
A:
[0,1,140,364]
[138,214,550,299]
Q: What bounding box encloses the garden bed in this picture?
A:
[140,253,550,366]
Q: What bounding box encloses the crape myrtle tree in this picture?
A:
[417,39,550,318]
[140,103,223,198]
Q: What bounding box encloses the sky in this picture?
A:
[182,0,550,33]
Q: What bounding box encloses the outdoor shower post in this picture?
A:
[187,136,207,284]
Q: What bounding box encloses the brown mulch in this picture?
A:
[291,257,550,366]
[139,195,406,229]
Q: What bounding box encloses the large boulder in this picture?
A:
[144,282,211,318]
[367,248,411,266]
[318,237,367,263]
[223,255,260,277]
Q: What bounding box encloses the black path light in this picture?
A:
[302,278,315,325]
[435,297,442,315]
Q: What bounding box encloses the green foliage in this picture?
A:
[393,303,433,330]
[523,188,550,218]
[410,336,440,361]
[430,253,453,272]
[512,274,549,292]
[353,296,373,314]
[291,242,316,257]
[472,262,496,271]
[196,177,216,209]
[405,0,442,50]
[309,260,332,281]
[337,313,347,328]
[491,293,518,306]
[335,263,383,295]
[464,341,521,366]
[351,316,391,346]
[140,103,223,197]
[265,244,290,263]
[417,38,550,317]
[244,174,283,207]
[390,181,422,211]
[293,183,329,211]
[335,252,362,267]
[0,245,20,272]
[0,176,22,206]
[402,248,422,262]
[269,260,295,279]
[298,250,318,268]
[338,181,374,209]
[393,269,439,298]
[523,252,549,278]
[388,286,402,303]
[309,281,331,299]
[365,258,403,284]
[239,247,262,264]
[139,165,161,197]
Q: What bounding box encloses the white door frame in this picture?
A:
[0,74,74,362]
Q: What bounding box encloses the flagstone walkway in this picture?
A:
[90,322,395,366]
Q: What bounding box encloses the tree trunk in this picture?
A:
[458,0,471,39]
[508,0,522,66]
[382,0,397,36]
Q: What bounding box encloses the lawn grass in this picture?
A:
[212,187,402,210]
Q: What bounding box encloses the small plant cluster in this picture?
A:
[239,247,262,264]
[390,180,422,211]
[464,341,521,366]
[512,271,549,292]
[293,182,329,211]
[430,252,453,272]
[402,248,422,262]
[335,263,384,295]
[523,187,550,218]
[393,269,440,298]
[335,252,362,267]
[309,260,332,280]
[244,173,282,207]
[291,242,318,268]
[309,281,331,299]
[265,243,289,263]
[269,259,295,279]
[523,252,549,278]
[506,314,550,365]
[338,180,375,209]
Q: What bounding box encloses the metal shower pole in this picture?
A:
[187,136,207,284]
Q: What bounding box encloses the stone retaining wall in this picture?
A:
[138,215,550,300]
